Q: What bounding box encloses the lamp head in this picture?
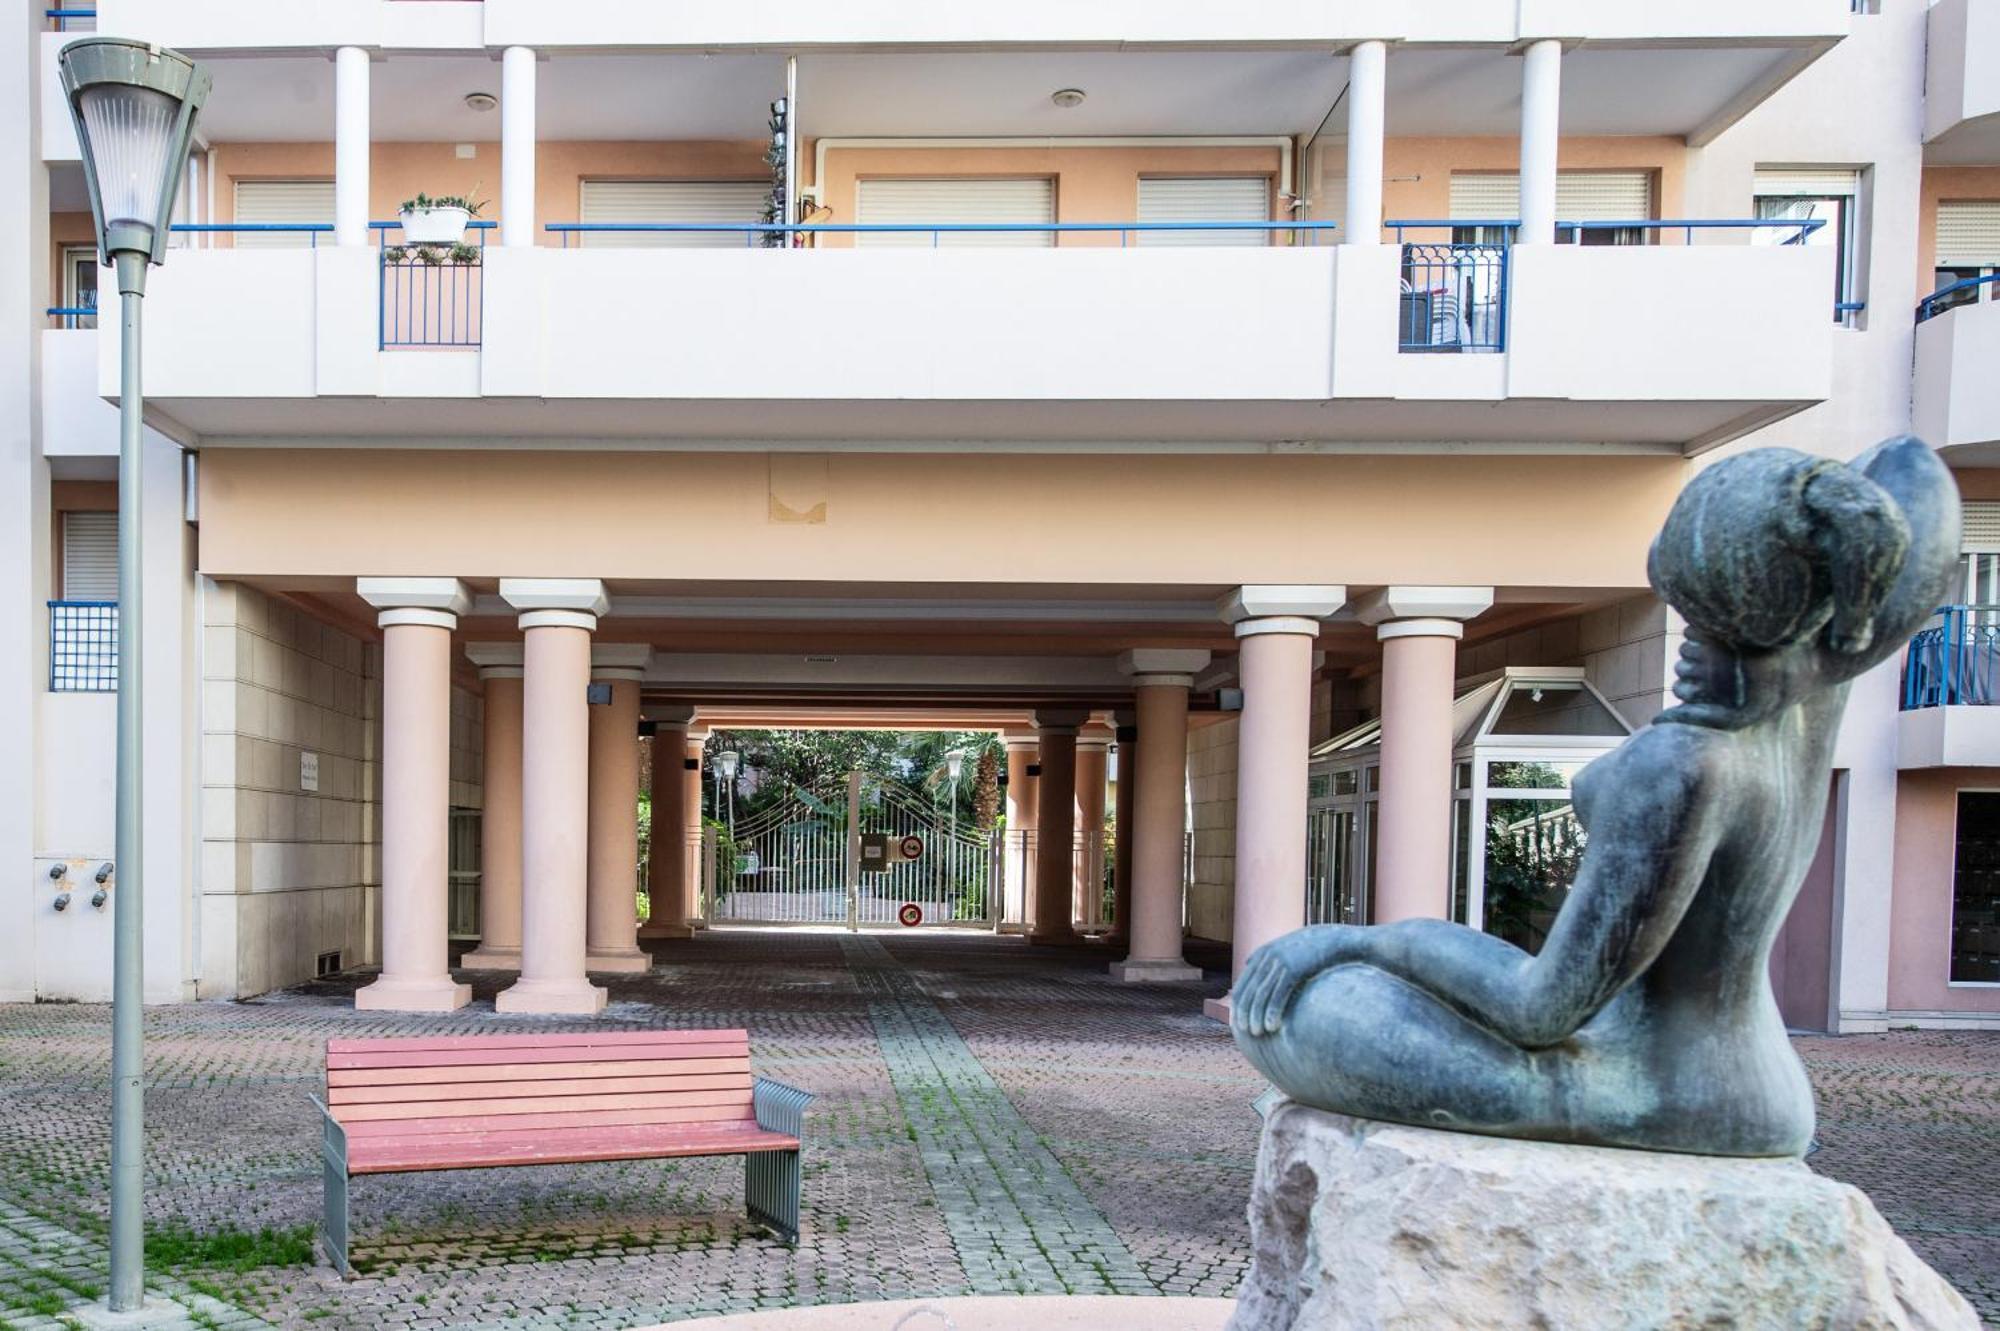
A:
[59,38,211,269]
[945,750,965,782]
[717,751,740,780]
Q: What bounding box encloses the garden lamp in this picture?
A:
[59,36,210,1316]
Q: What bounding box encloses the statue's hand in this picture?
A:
[1232,930,1338,1038]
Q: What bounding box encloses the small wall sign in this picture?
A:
[300,751,320,793]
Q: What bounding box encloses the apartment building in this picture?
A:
[2,0,1993,1030]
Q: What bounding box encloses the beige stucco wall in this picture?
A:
[198,582,486,999]
[197,450,1685,589]
[1887,768,2000,1022]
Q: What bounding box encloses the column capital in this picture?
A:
[501,578,607,630]
[1004,733,1040,752]
[1218,585,1346,629]
[1117,648,1211,678]
[590,643,652,682]
[1077,723,1115,751]
[1033,707,1092,735]
[358,577,469,630]
[645,703,696,730]
[1353,585,1494,634]
[465,642,524,679]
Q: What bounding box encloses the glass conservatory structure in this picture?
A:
[1305,667,1633,954]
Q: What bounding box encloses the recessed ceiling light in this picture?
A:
[1050,88,1087,109]
[464,91,498,113]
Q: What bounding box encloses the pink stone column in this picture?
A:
[497,579,609,1015]
[354,579,471,1012]
[1074,730,1110,931]
[1108,716,1137,945]
[585,646,651,973]
[640,713,694,939]
[1209,588,1345,1020]
[1030,714,1084,945]
[1111,677,1202,983]
[1356,587,1492,924]
[684,732,708,925]
[461,646,523,969]
[1003,736,1038,930]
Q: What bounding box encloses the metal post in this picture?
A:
[783,55,799,242]
[844,771,862,932]
[109,249,148,1312]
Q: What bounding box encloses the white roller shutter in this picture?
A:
[1936,201,2000,269]
[62,512,118,600]
[1753,168,1860,198]
[232,180,334,249]
[1448,171,1653,221]
[579,179,770,248]
[855,177,1055,247]
[1135,176,1270,246]
[1964,501,2000,552]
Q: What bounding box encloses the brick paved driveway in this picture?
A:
[0,931,1991,1329]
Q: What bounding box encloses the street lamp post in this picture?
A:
[944,749,965,898]
[717,750,740,840]
[59,37,210,1314]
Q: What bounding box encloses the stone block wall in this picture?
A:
[1185,717,1238,943]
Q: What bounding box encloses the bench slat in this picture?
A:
[326,1029,749,1056]
[328,1043,746,1072]
[329,1056,751,1089]
[333,1088,752,1123]
[346,1122,797,1176]
[339,1103,757,1138]
[329,1072,751,1106]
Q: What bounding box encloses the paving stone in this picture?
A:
[0,933,1992,1328]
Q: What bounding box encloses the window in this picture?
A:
[59,246,98,329]
[1952,792,2000,983]
[1931,200,2000,317]
[1135,176,1271,247]
[1753,168,1861,325]
[854,177,1055,247]
[579,179,771,249]
[60,511,118,600]
[232,179,334,248]
[1448,170,1654,245]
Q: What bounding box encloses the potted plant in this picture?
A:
[396,190,483,244]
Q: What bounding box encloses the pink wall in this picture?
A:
[1888,768,2000,1014]
[1771,779,1838,1031]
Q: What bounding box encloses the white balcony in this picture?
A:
[100,241,1831,453]
[1914,297,2000,463]
[1925,0,2000,162]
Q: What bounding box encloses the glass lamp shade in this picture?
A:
[946,752,965,781]
[77,83,182,244]
[718,752,741,780]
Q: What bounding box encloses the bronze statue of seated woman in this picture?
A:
[1232,438,1959,1158]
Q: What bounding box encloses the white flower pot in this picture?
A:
[398,206,470,244]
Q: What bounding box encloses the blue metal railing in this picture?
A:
[1918,273,2000,324]
[1400,244,1508,353]
[169,222,335,246]
[46,304,96,330]
[49,601,117,693]
[46,7,94,31]
[1902,605,2000,709]
[1555,218,1826,243]
[544,220,1341,247]
[375,220,494,350]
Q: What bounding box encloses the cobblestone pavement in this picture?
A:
[0,931,1991,1329]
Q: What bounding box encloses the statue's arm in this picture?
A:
[1234,733,1720,1048]
[1808,437,1961,688]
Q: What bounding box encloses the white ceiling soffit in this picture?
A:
[191,43,1815,144]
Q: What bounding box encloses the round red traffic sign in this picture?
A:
[897,903,923,928]
[899,834,925,861]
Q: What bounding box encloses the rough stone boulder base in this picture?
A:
[1230,1100,1980,1331]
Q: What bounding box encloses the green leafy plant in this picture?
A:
[398,189,485,216]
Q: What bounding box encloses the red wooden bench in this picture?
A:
[310,1029,812,1277]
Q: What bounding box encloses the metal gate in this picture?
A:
[700,772,998,929]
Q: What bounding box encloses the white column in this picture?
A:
[1343,39,1388,245]
[461,644,524,970]
[1518,39,1564,244]
[1112,651,1211,984]
[501,46,537,248]
[1003,736,1038,929]
[334,47,370,247]
[585,645,651,973]
[496,578,608,1014]
[1356,586,1494,924]
[354,578,472,1012]
[1209,587,1345,1022]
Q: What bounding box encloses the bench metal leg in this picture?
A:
[745,1149,802,1244]
[311,1095,351,1278]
